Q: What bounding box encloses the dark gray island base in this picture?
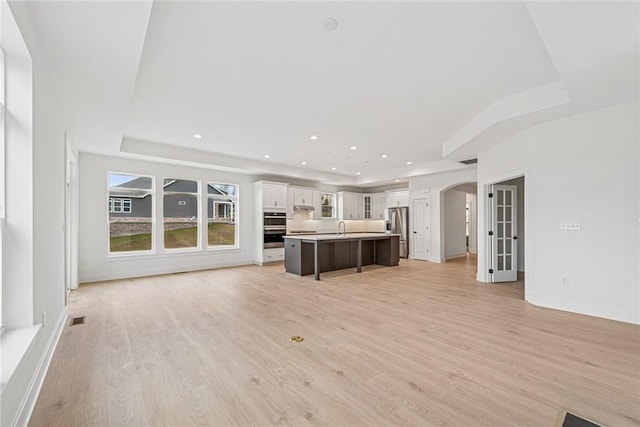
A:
[284,233,400,280]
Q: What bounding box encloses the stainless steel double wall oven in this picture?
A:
[263,212,286,248]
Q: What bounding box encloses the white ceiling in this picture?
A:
[24,1,639,187]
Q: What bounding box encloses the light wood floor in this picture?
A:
[30,256,640,426]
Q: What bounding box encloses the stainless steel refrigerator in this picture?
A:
[389,207,408,258]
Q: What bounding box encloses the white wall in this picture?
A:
[2,2,71,425]
[409,168,477,262]
[78,154,256,282]
[477,102,639,324]
[443,189,467,259]
[466,193,477,254]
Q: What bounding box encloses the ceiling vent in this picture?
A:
[459,158,478,165]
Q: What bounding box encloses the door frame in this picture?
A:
[480,170,528,290]
[411,197,430,261]
[64,136,79,301]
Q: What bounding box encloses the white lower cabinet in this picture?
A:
[262,248,284,264]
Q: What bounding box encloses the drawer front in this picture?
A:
[263,248,284,262]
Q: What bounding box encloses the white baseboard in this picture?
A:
[79,259,254,283]
[445,252,468,261]
[13,310,66,427]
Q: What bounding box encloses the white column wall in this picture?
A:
[477,102,639,324]
[408,168,477,262]
[444,189,467,259]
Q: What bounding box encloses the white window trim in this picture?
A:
[207,181,239,249]
[107,172,154,255]
[162,177,200,251]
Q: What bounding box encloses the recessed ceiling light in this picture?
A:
[381,154,388,158]
[356,172,361,175]
[395,179,400,183]
[310,135,318,140]
[193,134,202,139]
[331,167,337,170]
[301,161,307,165]
[350,146,357,150]
[264,154,270,159]
[406,161,412,165]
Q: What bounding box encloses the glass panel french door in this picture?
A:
[491,184,517,282]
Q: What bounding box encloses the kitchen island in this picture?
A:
[284,233,400,280]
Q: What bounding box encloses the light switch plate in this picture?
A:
[560,222,581,230]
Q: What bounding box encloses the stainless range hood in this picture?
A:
[294,205,315,211]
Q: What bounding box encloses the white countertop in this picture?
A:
[284,233,399,241]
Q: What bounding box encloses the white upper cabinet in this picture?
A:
[387,189,409,208]
[337,192,361,220]
[371,193,387,220]
[362,193,386,220]
[262,183,288,210]
[293,187,313,206]
[312,190,323,219]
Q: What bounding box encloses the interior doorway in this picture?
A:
[412,197,431,261]
[487,176,525,284]
[442,182,477,261]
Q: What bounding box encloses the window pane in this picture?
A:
[208,183,236,197]
[108,173,153,252]
[208,182,237,248]
[164,179,198,249]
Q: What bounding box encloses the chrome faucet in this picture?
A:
[338,221,346,236]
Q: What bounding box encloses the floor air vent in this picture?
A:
[560,411,602,427]
[70,316,86,326]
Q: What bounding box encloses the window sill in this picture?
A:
[106,246,241,260]
[0,324,41,393]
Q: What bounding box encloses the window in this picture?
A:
[108,198,132,213]
[108,173,153,253]
[163,178,198,249]
[207,182,238,248]
[0,45,5,329]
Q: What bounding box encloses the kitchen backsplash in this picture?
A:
[287,219,385,233]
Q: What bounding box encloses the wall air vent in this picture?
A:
[459,158,478,165]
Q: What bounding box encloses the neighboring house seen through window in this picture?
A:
[108,173,153,253]
[108,198,132,213]
[163,178,199,250]
[208,182,238,248]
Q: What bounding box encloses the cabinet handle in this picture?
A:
[274,200,278,206]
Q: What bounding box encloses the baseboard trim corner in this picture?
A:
[13,310,66,427]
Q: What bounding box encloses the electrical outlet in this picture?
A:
[561,276,569,286]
